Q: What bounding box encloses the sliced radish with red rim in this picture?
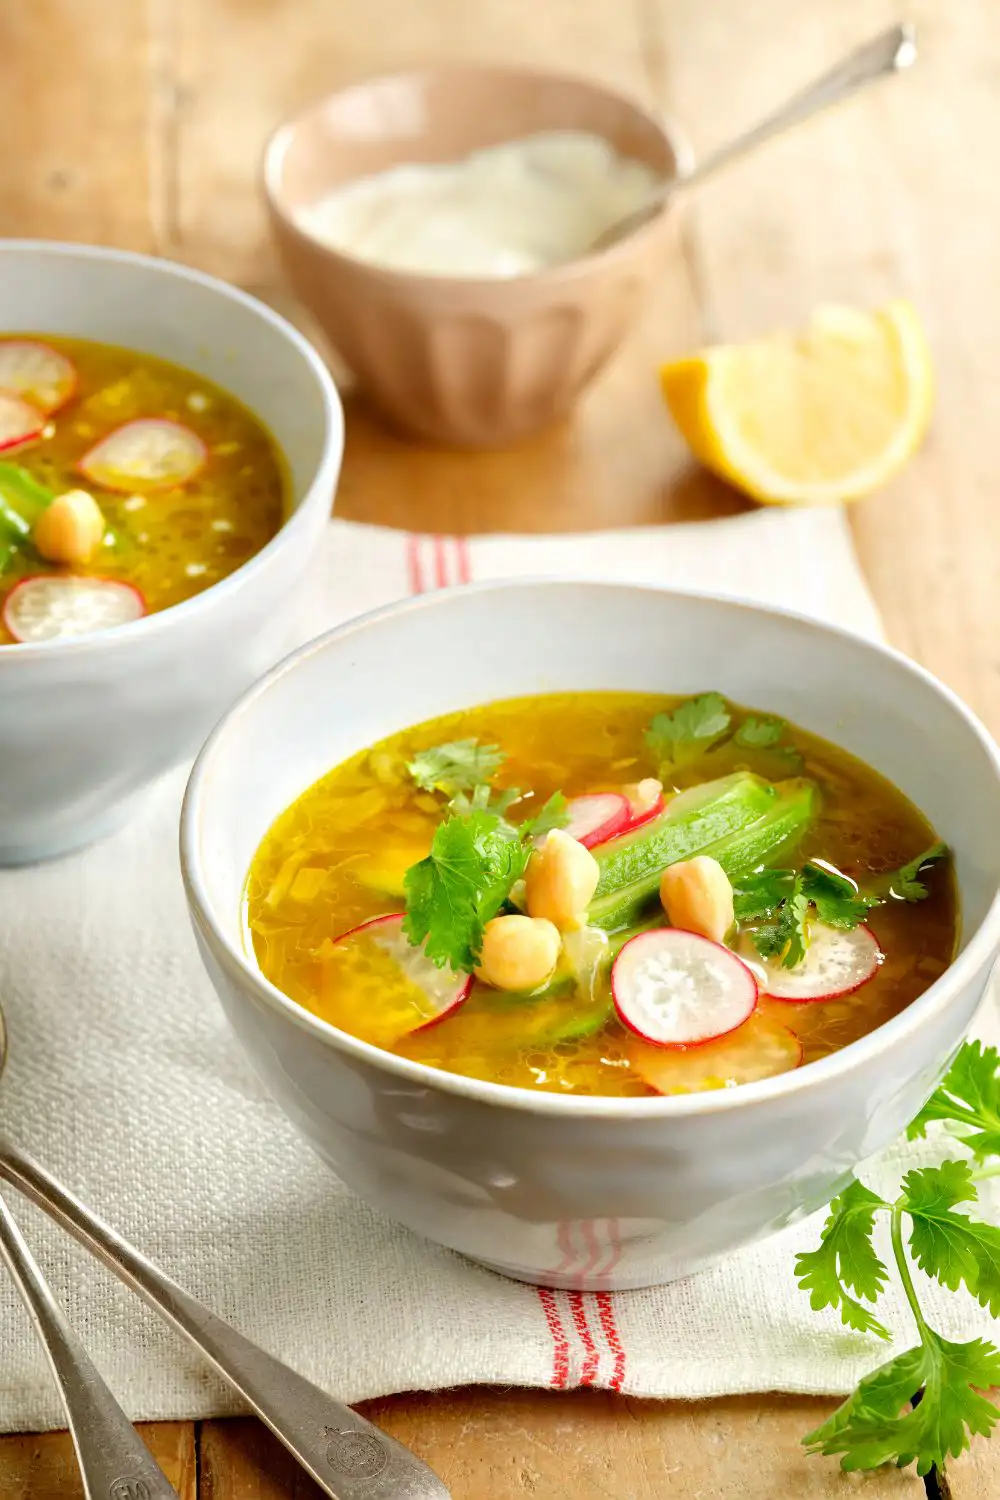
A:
[333,913,471,1031]
[78,418,207,492]
[629,1010,803,1093]
[0,394,44,454]
[612,927,757,1047]
[3,575,146,643]
[736,922,882,1003]
[0,340,77,414]
[563,792,631,848]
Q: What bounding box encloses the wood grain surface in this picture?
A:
[0,0,996,1495]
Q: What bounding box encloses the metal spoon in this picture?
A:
[590,22,917,253]
[0,1005,179,1497]
[0,1001,451,1499]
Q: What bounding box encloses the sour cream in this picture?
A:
[295,131,660,277]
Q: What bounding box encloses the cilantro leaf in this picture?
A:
[802,1331,1000,1475]
[800,863,881,930]
[450,783,522,817]
[645,693,731,768]
[407,739,505,798]
[403,809,530,972]
[795,1179,891,1338]
[732,868,795,924]
[907,1041,1000,1157]
[520,791,568,840]
[734,715,786,749]
[879,841,950,902]
[753,878,811,967]
[903,1161,1000,1318]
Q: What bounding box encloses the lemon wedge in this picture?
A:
[660,301,933,506]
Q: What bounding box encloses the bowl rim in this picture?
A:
[261,62,694,290]
[0,239,343,660]
[181,578,1000,1120]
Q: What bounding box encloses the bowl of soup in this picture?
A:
[0,241,342,865]
[180,582,1000,1289]
[263,66,689,446]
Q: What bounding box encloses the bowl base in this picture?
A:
[0,792,147,867]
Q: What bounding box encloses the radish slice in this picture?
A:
[630,1011,803,1094]
[78,418,207,492]
[612,927,757,1047]
[0,340,77,414]
[623,778,665,833]
[0,393,44,454]
[2,575,146,643]
[736,922,882,1003]
[333,913,471,1031]
[563,793,631,848]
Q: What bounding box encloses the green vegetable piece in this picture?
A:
[588,777,817,933]
[803,1332,1000,1476]
[407,739,505,798]
[403,808,530,972]
[0,493,31,543]
[593,773,775,900]
[751,860,879,969]
[0,462,54,522]
[645,692,731,768]
[908,1040,1000,1158]
[794,1180,891,1338]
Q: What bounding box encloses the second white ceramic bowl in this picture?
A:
[181,582,1000,1290]
[0,242,343,865]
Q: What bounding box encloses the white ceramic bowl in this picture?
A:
[181,582,1000,1291]
[0,242,343,865]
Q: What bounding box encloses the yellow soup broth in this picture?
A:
[246,693,958,1097]
[0,335,287,644]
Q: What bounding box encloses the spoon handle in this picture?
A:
[0,1138,450,1500]
[0,1187,179,1499]
[677,22,917,192]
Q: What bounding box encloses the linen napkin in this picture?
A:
[0,508,994,1433]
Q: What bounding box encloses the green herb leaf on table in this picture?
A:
[794,1179,891,1337]
[803,1332,1000,1476]
[907,1041,1000,1157]
[903,1161,1000,1317]
[406,739,505,799]
[403,809,531,973]
[645,692,731,769]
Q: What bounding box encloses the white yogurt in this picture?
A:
[295,131,660,277]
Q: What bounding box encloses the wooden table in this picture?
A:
[2,0,997,1494]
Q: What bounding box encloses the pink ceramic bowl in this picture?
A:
[263,65,689,447]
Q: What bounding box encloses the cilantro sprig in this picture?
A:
[737,862,881,969]
[645,694,803,774]
[407,739,506,799]
[799,1041,1000,1477]
[402,791,567,973]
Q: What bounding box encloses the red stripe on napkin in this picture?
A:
[433,536,449,589]
[566,1292,601,1386]
[595,1292,627,1391]
[406,535,425,594]
[536,1288,571,1389]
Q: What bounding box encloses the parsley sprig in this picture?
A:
[645,693,804,775]
[799,1041,1000,1477]
[403,791,567,972]
[734,846,947,970]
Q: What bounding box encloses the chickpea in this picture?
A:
[477,915,561,992]
[33,490,106,565]
[660,856,734,944]
[623,777,664,815]
[525,828,600,931]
